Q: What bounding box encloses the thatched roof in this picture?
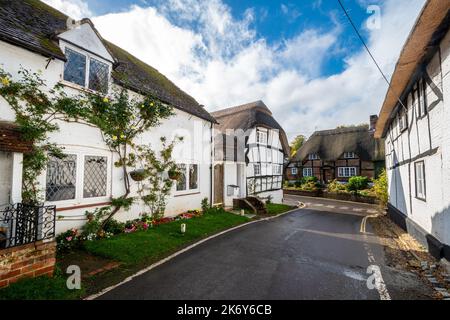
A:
[211,101,290,155]
[0,121,33,153]
[0,0,216,123]
[293,126,384,162]
[375,0,450,138]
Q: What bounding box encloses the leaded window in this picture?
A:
[83,156,107,198]
[176,164,187,191]
[46,155,77,201]
[189,164,198,190]
[89,58,109,93]
[64,48,86,87]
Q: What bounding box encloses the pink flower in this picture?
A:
[66,236,73,242]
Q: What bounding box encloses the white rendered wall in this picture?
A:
[0,33,213,234]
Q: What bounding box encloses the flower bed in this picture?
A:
[56,209,207,254]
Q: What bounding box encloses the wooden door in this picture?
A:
[214,164,224,205]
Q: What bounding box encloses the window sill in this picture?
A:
[60,80,108,96]
[415,196,427,203]
[55,201,112,212]
[174,191,201,197]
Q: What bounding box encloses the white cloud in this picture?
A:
[42,0,92,19]
[43,0,426,140]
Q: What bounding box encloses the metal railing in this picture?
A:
[0,203,56,249]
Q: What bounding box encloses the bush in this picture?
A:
[294,180,302,188]
[303,176,318,184]
[201,197,209,213]
[347,176,370,193]
[56,228,81,253]
[374,169,388,206]
[327,179,348,193]
[103,219,125,235]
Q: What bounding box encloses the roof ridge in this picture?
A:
[211,100,271,117]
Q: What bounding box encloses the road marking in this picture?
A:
[340,206,349,210]
[326,205,335,208]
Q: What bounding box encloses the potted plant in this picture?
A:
[168,168,181,180]
[130,169,148,182]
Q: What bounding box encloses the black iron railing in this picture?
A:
[0,203,56,249]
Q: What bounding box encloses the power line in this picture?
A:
[336,0,407,111]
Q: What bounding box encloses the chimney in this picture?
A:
[369,115,378,132]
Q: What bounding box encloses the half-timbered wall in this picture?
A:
[384,26,450,252]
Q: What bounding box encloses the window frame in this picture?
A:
[418,78,428,118]
[256,129,268,145]
[303,167,313,177]
[254,164,261,176]
[174,162,200,195]
[414,161,426,201]
[291,167,298,175]
[61,43,111,94]
[45,148,112,206]
[343,152,356,159]
[337,167,357,178]
[308,153,320,160]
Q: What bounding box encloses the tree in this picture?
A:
[289,135,306,158]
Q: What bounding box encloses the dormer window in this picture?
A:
[63,47,109,94]
[308,153,320,160]
[344,152,356,159]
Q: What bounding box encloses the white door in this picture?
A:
[0,151,12,208]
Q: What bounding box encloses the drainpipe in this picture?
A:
[210,122,213,208]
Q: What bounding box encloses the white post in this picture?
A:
[10,152,23,204]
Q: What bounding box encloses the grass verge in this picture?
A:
[266,203,296,215]
[84,210,249,264]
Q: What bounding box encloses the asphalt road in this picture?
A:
[97,195,434,300]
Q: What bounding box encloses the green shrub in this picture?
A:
[103,219,125,235]
[294,180,302,188]
[201,197,209,213]
[347,176,370,193]
[374,169,388,206]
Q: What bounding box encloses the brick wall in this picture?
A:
[0,240,56,288]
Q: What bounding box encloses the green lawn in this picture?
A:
[266,203,296,215]
[0,273,84,300]
[84,210,250,265]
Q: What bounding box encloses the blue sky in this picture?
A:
[44,0,424,139]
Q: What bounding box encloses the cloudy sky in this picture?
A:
[43,0,425,140]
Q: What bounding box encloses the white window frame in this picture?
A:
[175,162,200,195]
[308,153,320,160]
[291,167,298,175]
[398,109,408,132]
[343,152,356,159]
[338,167,357,178]
[418,78,427,117]
[45,147,112,206]
[60,42,111,94]
[256,130,268,145]
[303,168,313,177]
[414,161,426,201]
